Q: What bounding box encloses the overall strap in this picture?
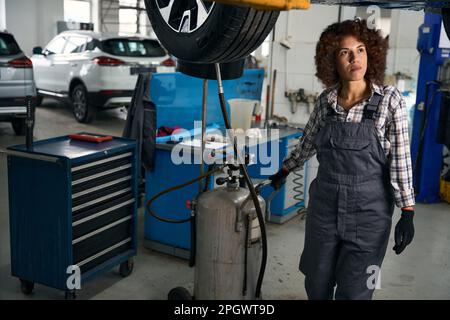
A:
[326,105,337,122]
[363,92,383,121]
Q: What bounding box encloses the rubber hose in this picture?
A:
[243,214,250,297]
[189,209,196,267]
[146,166,223,224]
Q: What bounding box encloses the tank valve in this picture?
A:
[216,177,227,185]
[185,200,196,211]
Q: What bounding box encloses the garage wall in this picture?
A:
[4,0,64,56]
[0,0,6,30]
[387,10,423,77]
[386,9,423,97]
[269,5,341,126]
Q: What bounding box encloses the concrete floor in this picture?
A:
[1,99,450,300]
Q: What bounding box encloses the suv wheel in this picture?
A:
[35,95,43,107]
[144,0,279,64]
[11,118,26,135]
[71,84,96,123]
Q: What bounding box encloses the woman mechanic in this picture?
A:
[269,19,415,300]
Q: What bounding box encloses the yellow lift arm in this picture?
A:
[212,0,310,10]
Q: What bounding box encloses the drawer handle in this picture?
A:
[72,164,132,186]
[72,175,132,199]
[72,198,135,227]
[72,215,132,245]
[71,152,132,172]
[72,187,132,212]
[75,237,132,267]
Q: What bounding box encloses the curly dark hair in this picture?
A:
[315,19,389,88]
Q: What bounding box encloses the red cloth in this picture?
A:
[156,126,182,137]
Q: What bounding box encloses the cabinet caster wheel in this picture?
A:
[168,287,192,300]
[65,291,77,300]
[119,259,134,277]
[20,279,34,295]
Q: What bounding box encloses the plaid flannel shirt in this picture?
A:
[283,82,415,208]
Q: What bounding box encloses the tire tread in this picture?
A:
[145,1,279,64]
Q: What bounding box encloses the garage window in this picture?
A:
[101,39,166,57]
[64,36,87,54]
[119,0,150,35]
[64,0,92,23]
[44,37,67,55]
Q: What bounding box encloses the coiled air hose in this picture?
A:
[292,166,306,219]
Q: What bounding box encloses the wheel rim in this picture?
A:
[72,88,87,120]
[156,0,215,33]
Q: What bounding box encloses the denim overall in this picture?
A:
[299,92,395,300]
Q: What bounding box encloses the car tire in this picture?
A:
[144,0,279,64]
[35,95,43,107]
[11,118,26,135]
[119,259,134,278]
[167,287,192,300]
[65,291,77,300]
[71,84,96,123]
[20,279,34,295]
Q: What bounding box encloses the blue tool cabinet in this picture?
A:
[7,135,138,298]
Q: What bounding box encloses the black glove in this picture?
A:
[393,209,415,255]
[269,167,289,190]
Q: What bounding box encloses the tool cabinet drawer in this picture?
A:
[72,187,133,216]
[72,216,133,264]
[71,180,133,210]
[72,170,132,195]
[71,152,133,188]
[77,240,132,273]
[71,152,132,178]
[72,195,135,239]
[71,164,133,189]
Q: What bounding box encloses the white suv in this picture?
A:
[0,31,36,135]
[31,31,174,123]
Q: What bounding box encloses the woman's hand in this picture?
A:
[269,167,290,190]
[393,207,415,255]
